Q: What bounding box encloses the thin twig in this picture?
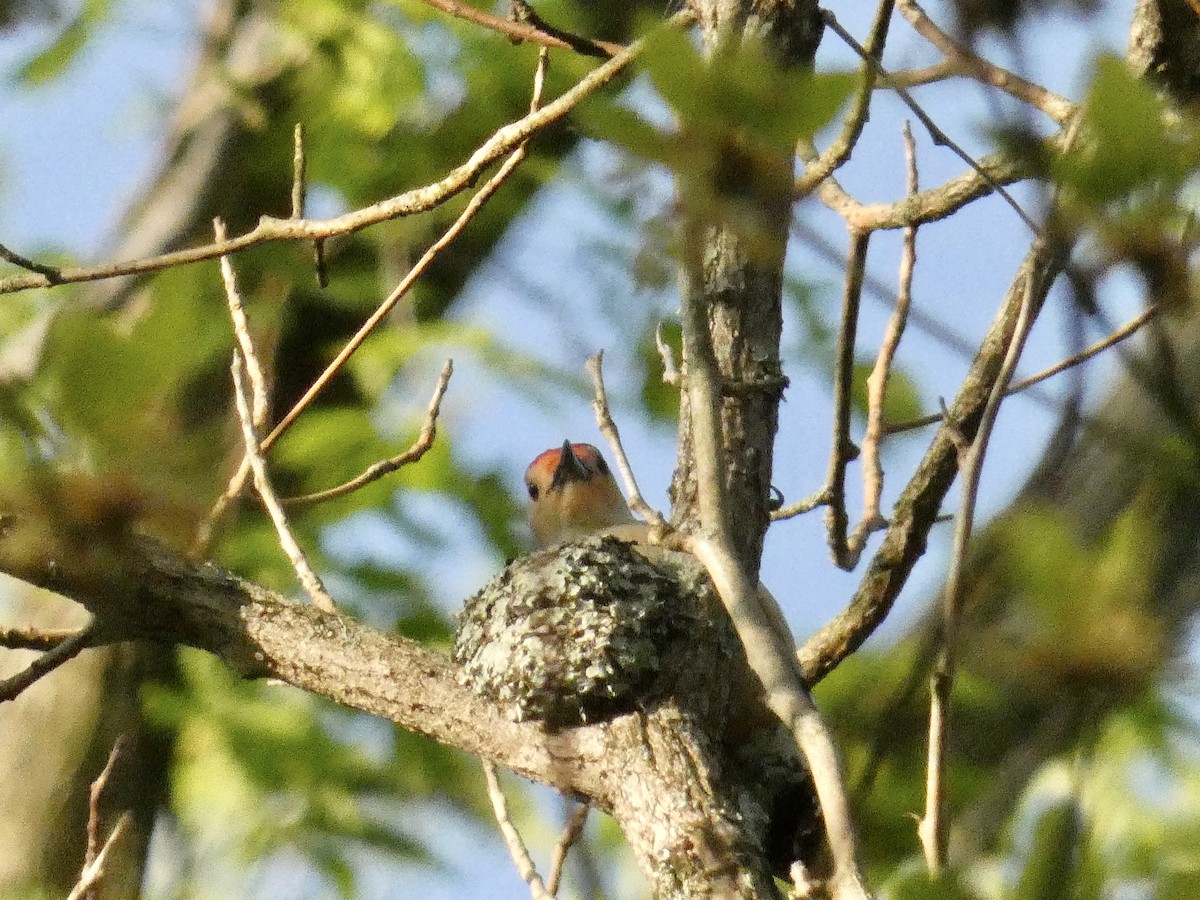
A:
[796,0,895,197]
[191,217,275,558]
[261,47,552,454]
[770,487,830,520]
[586,351,668,530]
[215,218,269,429]
[0,33,647,298]
[85,736,126,900]
[823,229,871,571]
[66,814,130,900]
[482,761,554,900]
[885,304,1160,435]
[0,621,95,703]
[420,0,624,58]
[291,123,307,219]
[845,123,921,558]
[546,803,589,896]
[897,0,1073,123]
[883,60,957,88]
[0,242,61,280]
[194,48,553,554]
[918,262,1039,875]
[231,351,337,613]
[285,360,454,506]
[821,10,1041,234]
[0,625,82,650]
[655,322,681,387]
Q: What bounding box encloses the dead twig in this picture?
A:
[885,304,1161,435]
[823,229,871,570]
[261,47,551,454]
[897,0,1074,123]
[822,10,1041,234]
[84,736,127,899]
[0,621,95,703]
[796,0,895,197]
[421,0,623,58]
[586,350,669,530]
[1,36,644,298]
[0,625,83,650]
[231,350,337,613]
[482,761,554,900]
[844,123,921,558]
[546,803,589,896]
[66,814,130,900]
[918,261,1039,875]
[285,360,454,506]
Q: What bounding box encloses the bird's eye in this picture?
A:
[527,483,539,500]
[594,454,609,474]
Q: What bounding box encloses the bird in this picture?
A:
[522,441,820,871]
[524,439,798,650]
[525,440,643,549]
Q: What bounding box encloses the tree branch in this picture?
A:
[0,36,642,297]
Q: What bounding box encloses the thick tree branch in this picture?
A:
[0,514,792,898]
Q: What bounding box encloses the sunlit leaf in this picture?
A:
[16,0,111,84]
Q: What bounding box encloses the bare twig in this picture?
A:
[0,625,82,650]
[285,360,454,506]
[66,814,130,900]
[655,322,681,387]
[883,60,957,88]
[823,229,871,571]
[821,10,1041,234]
[261,48,552,453]
[0,242,61,280]
[85,736,126,900]
[231,351,337,613]
[770,487,830,520]
[191,217,274,558]
[796,0,895,197]
[420,0,623,58]
[897,0,1074,123]
[291,123,306,220]
[797,225,1071,686]
[0,621,95,703]
[885,304,1160,435]
[845,123,921,557]
[194,49,553,554]
[215,218,269,429]
[586,350,668,530]
[1,36,645,298]
[918,260,1039,875]
[546,803,589,896]
[482,761,554,900]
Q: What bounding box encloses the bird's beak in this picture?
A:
[551,439,589,488]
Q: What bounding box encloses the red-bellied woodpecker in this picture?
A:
[525,441,642,549]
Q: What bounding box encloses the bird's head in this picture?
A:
[524,440,633,548]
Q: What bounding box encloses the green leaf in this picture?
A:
[1011,794,1085,900]
[849,358,924,423]
[17,0,112,84]
[1054,55,1200,206]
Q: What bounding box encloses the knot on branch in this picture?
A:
[453,535,703,729]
